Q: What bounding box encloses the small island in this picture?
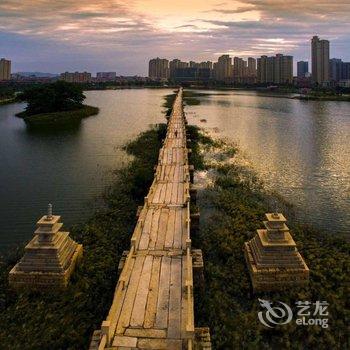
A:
[16,81,99,127]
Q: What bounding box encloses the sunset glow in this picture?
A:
[1,0,349,74]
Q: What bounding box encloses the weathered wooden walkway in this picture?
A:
[90,89,210,349]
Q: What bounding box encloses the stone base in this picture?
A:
[194,327,212,350]
[9,244,83,291]
[244,243,309,292]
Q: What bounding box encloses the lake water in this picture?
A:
[0,89,171,251]
[0,89,349,251]
[185,90,350,236]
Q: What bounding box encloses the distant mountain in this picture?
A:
[15,72,59,78]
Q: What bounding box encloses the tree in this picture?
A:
[19,81,85,116]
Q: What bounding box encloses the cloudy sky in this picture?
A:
[1,0,350,75]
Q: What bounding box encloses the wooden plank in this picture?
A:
[168,258,182,339]
[112,335,137,347]
[138,209,153,250]
[109,257,135,335]
[177,183,184,204]
[167,148,171,164]
[149,209,160,249]
[152,184,162,203]
[173,210,182,249]
[116,255,145,333]
[155,209,169,249]
[179,166,183,182]
[164,209,176,249]
[125,328,167,339]
[160,165,166,181]
[164,166,169,181]
[159,183,167,204]
[155,256,171,329]
[144,256,162,328]
[165,182,172,204]
[171,179,178,204]
[130,255,153,327]
[173,165,179,183]
[137,338,182,349]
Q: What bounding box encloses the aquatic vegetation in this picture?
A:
[191,130,350,350]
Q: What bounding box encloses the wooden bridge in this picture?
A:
[90,89,211,350]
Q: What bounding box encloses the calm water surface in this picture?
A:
[0,89,171,250]
[185,90,350,236]
[0,89,349,251]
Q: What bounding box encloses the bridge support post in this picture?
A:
[192,249,204,291]
[190,185,197,205]
[189,165,195,184]
[101,320,112,346]
[118,250,129,275]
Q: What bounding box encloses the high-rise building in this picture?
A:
[247,57,257,77]
[169,59,188,78]
[341,62,350,80]
[311,36,330,84]
[329,58,343,82]
[276,54,293,84]
[214,55,232,82]
[189,61,199,68]
[257,56,268,83]
[198,61,213,70]
[148,58,169,79]
[257,54,293,84]
[233,57,245,82]
[297,61,309,78]
[0,58,11,80]
[60,71,91,83]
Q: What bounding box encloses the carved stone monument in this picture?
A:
[244,213,309,292]
[9,204,83,291]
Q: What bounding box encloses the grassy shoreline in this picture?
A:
[295,95,350,102]
[0,97,16,105]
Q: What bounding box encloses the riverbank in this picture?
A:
[16,105,99,127]
[0,97,16,105]
[296,94,350,102]
[185,86,350,102]
[191,131,349,349]
[0,123,167,349]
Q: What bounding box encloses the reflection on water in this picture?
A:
[186,90,350,235]
[0,89,171,250]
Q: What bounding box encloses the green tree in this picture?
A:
[19,81,85,116]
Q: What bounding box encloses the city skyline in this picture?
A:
[1,0,350,74]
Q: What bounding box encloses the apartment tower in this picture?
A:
[311,36,330,84]
[148,58,169,79]
[214,55,232,82]
[0,58,11,80]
